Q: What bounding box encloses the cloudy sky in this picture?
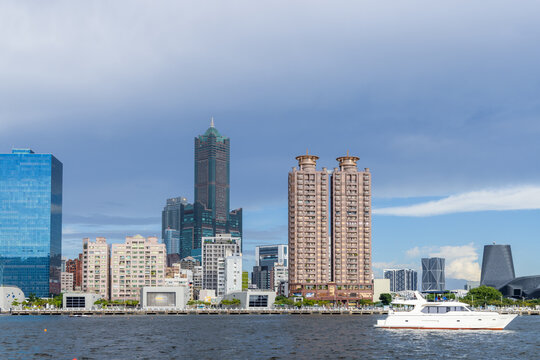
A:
[2,1,540,285]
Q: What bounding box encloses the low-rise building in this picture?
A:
[63,292,102,309]
[0,286,25,309]
[140,286,190,309]
[271,263,288,292]
[223,289,277,309]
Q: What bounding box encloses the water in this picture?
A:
[0,315,538,359]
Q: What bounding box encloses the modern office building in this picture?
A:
[421,257,445,291]
[66,254,83,291]
[110,235,166,301]
[0,149,63,297]
[331,153,372,300]
[163,228,181,256]
[201,234,241,294]
[288,152,373,303]
[252,265,270,290]
[384,269,418,292]
[480,244,515,289]
[288,152,330,298]
[82,237,110,300]
[252,244,288,290]
[161,196,188,240]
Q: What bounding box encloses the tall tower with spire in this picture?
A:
[177,119,242,260]
[194,118,230,222]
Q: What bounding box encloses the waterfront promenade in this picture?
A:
[4,308,539,316]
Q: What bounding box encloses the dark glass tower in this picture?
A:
[0,149,62,297]
[167,120,242,261]
[195,118,230,223]
[480,244,515,289]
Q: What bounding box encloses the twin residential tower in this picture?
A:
[288,152,372,303]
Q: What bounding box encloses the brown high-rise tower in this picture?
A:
[288,152,372,304]
[331,153,372,300]
[288,153,330,297]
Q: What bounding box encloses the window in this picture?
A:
[249,295,268,308]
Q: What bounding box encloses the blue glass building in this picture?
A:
[0,149,62,297]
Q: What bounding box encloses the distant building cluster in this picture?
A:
[3,123,539,310]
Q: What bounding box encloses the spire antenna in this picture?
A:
[210,117,215,128]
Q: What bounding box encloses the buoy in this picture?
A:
[44,329,47,332]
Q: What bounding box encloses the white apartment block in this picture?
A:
[110,235,166,302]
[271,263,289,291]
[223,255,242,296]
[61,271,74,292]
[202,234,241,294]
[82,237,110,300]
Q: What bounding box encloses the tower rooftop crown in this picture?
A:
[296,150,319,170]
[336,151,359,171]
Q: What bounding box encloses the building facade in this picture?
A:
[223,255,242,295]
[288,153,330,298]
[331,154,372,300]
[253,244,288,290]
[384,269,418,292]
[480,244,515,289]
[161,196,188,240]
[421,257,446,291]
[201,234,241,295]
[0,149,62,297]
[65,254,83,291]
[271,263,289,291]
[288,152,373,303]
[61,272,74,292]
[110,235,166,301]
[82,237,110,300]
[163,228,181,256]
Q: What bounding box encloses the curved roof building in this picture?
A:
[480,244,515,289]
[499,276,540,299]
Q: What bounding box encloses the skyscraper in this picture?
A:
[0,149,62,297]
[331,154,372,300]
[421,257,445,291]
[162,197,188,240]
[288,151,373,303]
[195,118,230,225]
[164,121,243,260]
[384,269,418,292]
[480,244,515,289]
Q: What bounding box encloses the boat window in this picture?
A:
[421,306,448,314]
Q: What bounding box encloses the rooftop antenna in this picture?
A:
[210,116,215,128]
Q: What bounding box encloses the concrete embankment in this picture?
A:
[4,309,539,316]
[5,309,389,316]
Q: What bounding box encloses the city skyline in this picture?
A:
[2,2,540,285]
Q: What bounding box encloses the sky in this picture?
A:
[1,1,540,286]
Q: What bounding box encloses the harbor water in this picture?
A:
[0,314,538,359]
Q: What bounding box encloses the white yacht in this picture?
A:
[375,292,517,330]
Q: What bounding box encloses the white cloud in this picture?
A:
[405,243,481,281]
[374,185,540,216]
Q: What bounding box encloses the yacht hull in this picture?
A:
[375,313,517,330]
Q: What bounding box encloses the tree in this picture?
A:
[274,295,295,307]
[463,286,503,307]
[379,293,392,306]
